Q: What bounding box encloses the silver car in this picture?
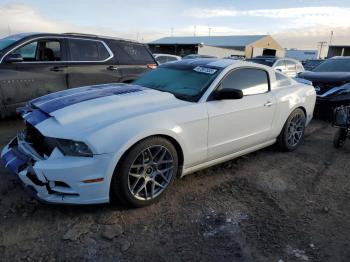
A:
[247,56,304,77]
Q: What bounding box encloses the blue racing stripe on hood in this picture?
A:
[31,84,144,114]
[23,109,50,126]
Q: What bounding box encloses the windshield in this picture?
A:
[247,58,275,67]
[0,34,27,51]
[313,59,350,72]
[133,66,220,102]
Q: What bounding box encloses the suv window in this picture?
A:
[274,60,285,67]
[285,60,296,70]
[156,56,168,64]
[110,42,155,64]
[11,39,61,61]
[167,56,178,62]
[68,39,110,62]
[275,72,292,87]
[220,68,269,95]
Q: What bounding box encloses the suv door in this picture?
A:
[66,38,122,88]
[206,68,276,159]
[0,38,68,114]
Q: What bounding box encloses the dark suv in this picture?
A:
[0,32,157,118]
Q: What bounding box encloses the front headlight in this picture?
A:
[56,139,93,157]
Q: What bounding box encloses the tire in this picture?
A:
[277,108,306,152]
[333,129,347,148]
[111,136,178,207]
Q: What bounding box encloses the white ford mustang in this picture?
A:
[1,59,316,207]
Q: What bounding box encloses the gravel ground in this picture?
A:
[0,118,349,262]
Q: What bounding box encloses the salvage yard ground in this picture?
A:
[0,119,349,262]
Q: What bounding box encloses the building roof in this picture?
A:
[149,35,268,47]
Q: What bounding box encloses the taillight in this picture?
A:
[147,63,157,69]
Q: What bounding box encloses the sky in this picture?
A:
[0,0,350,53]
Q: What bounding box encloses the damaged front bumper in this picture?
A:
[1,133,114,204]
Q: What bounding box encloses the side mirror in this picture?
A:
[276,68,282,72]
[4,53,24,63]
[213,88,243,100]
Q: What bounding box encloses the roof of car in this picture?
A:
[5,32,140,44]
[162,58,269,70]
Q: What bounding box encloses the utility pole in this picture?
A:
[329,31,334,46]
[208,27,212,37]
[170,27,174,37]
[136,32,140,42]
[317,41,327,59]
[193,25,196,37]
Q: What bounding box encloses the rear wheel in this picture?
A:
[277,108,306,151]
[111,137,178,207]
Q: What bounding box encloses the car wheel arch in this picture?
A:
[110,133,184,182]
[276,105,307,137]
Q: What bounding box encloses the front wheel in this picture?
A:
[277,108,306,151]
[111,137,178,207]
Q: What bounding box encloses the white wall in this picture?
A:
[198,45,244,58]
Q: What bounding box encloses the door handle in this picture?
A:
[50,66,65,72]
[107,66,119,71]
[264,101,273,107]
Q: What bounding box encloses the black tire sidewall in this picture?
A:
[111,137,178,208]
[279,108,306,151]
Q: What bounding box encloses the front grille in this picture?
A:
[25,123,54,157]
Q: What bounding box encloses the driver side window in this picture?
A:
[11,39,61,62]
[220,68,269,95]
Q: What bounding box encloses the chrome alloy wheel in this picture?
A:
[287,112,305,147]
[128,145,174,201]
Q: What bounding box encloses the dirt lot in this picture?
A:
[0,118,349,262]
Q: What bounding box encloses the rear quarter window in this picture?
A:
[109,41,155,65]
[275,72,292,87]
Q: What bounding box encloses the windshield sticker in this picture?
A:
[193,66,217,75]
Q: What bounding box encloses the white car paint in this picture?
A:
[1,59,316,204]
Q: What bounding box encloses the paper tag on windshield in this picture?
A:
[193,66,217,75]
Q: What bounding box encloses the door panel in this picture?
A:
[206,67,276,160]
[207,93,276,159]
[66,38,123,88]
[0,63,67,106]
[0,38,68,111]
[67,63,123,88]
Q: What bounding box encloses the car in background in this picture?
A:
[298,56,350,119]
[153,53,181,65]
[1,59,315,207]
[247,56,304,77]
[182,54,217,60]
[0,33,157,118]
[302,59,325,71]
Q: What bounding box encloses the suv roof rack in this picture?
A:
[64,32,98,37]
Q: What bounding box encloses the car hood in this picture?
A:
[23,83,189,136]
[299,71,350,83]
[318,83,350,100]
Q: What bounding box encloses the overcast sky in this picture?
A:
[0,0,349,51]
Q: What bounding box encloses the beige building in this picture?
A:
[148,35,284,58]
